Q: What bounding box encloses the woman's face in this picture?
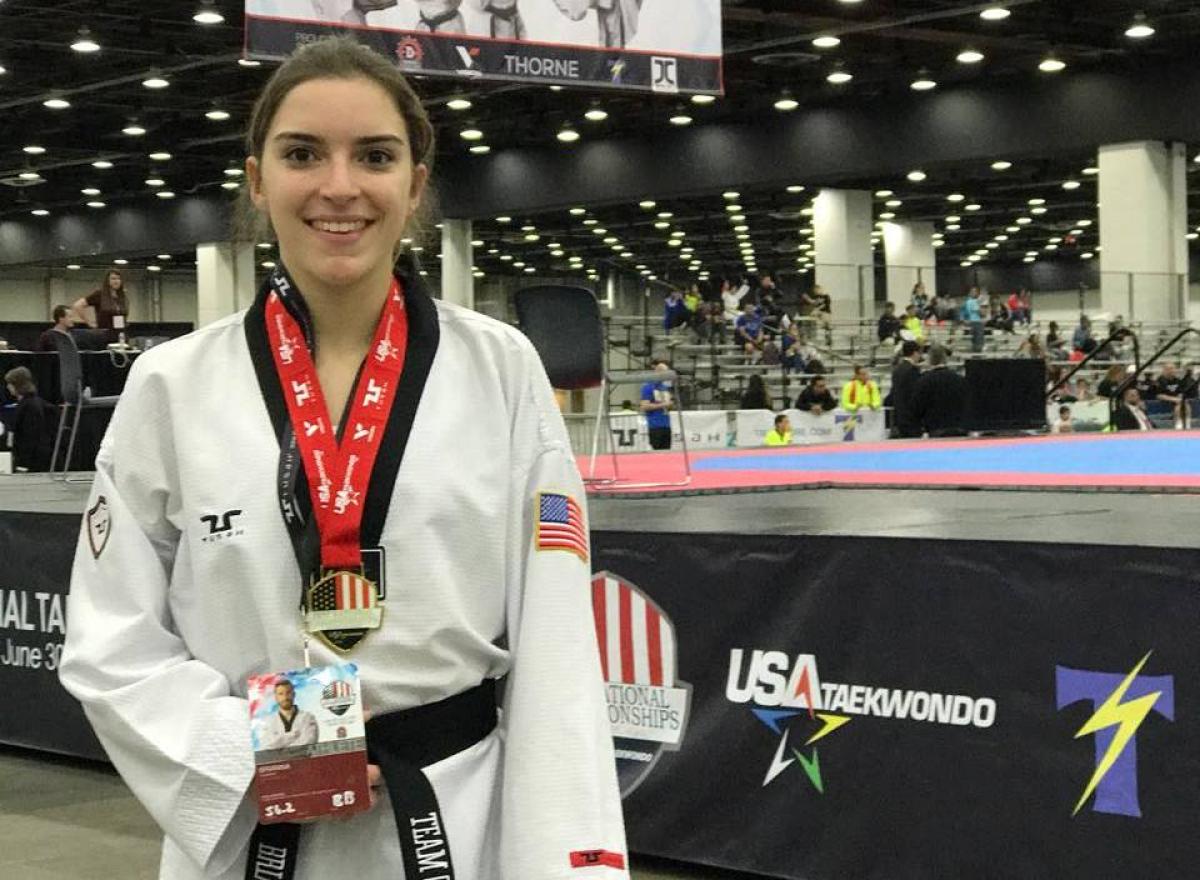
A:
[107,272,121,291]
[247,76,428,294]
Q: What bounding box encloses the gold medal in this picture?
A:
[303,569,384,653]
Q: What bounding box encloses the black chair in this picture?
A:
[514,284,690,486]
[47,332,120,476]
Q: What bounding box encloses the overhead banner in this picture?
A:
[592,533,1200,879]
[244,0,723,94]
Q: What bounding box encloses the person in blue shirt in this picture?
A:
[640,359,674,450]
[735,302,765,360]
[663,289,689,332]
[961,288,984,353]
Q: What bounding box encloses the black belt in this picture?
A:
[245,679,498,880]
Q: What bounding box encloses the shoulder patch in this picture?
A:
[536,492,589,562]
[86,496,111,559]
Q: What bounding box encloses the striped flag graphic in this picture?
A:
[537,493,589,561]
[590,573,676,688]
[336,572,376,610]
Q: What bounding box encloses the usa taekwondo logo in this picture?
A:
[591,572,691,797]
[320,679,356,717]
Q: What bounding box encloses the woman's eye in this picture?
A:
[284,146,316,163]
[364,149,394,166]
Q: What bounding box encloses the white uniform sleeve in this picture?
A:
[58,358,257,874]
[499,343,629,878]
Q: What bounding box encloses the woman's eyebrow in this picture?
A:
[272,132,406,146]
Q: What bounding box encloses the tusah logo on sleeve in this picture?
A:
[569,850,626,870]
[86,496,111,559]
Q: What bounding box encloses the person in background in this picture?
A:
[1017,333,1045,360]
[960,289,984,353]
[911,345,968,437]
[640,359,674,450]
[890,340,923,439]
[910,282,929,317]
[800,284,832,343]
[663,288,689,332]
[795,375,836,414]
[683,284,701,315]
[1155,361,1192,428]
[740,373,772,410]
[1073,315,1096,355]
[987,297,1013,335]
[37,304,76,352]
[1074,377,1095,403]
[1052,405,1074,434]
[1019,289,1033,325]
[841,365,882,413]
[900,304,925,345]
[764,413,792,447]
[721,279,743,322]
[877,302,901,344]
[1114,385,1153,431]
[73,268,130,332]
[1045,321,1067,360]
[735,301,765,360]
[3,366,57,472]
[1097,364,1126,399]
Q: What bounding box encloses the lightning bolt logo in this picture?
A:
[1071,651,1162,817]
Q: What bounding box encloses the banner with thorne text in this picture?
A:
[244,0,723,94]
[0,512,104,759]
[592,533,1200,879]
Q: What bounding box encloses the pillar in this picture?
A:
[813,189,875,320]
[1098,141,1188,322]
[196,242,256,327]
[441,219,474,309]
[882,221,936,308]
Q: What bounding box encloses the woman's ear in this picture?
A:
[247,155,266,211]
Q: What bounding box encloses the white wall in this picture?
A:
[0,267,199,326]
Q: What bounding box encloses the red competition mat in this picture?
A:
[580,431,1200,497]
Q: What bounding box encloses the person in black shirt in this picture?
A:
[877,302,902,344]
[3,366,57,472]
[37,305,75,352]
[1113,386,1154,432]
[911,345,968,437]
[795,375,836,414]
[890,340,923,438]
[740,373,772,410]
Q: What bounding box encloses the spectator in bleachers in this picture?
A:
[663,289,689,332]
[683,284,701,314]
[37,305,75,352]
[911,345,968,437]
[910,282,929,317]
[1114,385,1153,431]
[764,414,792,447]
[841,365,882,413]
[759,289,786,335]
[877,302,902,343]
[1073,315,1097,355]
[740,373,772,410]
[1007,290,1031,326]
[1074,377,1095,403]
[721,279,742,321]
[987,295,1014,334]
[1046,321,1067,360]
[795,375,837,415]
[1137,370,1158,402]
[735,302,766,360]
[890,340,923,439]
[800,284,833,343]
[3,366,57,472]
[1155,362,1192,428]
[961,289,984,353]
[640,359,675,450]
[1052,405,1074,434]
[1098,364,1127,399]
[693,299,726,344]
[900,304,925,344]
[1017,333,1045,360]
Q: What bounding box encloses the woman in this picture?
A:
[74,268,130,331]
[3,366,57,472]
[740,372,772,410]
[59,37,626,880]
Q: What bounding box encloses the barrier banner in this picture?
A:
[592,532,1200,879]
[0,511,104,759]
[244,0,723,94]
[604,410,729,453]
[735,408,887,448]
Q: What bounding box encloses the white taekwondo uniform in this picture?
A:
[59,272,627,880]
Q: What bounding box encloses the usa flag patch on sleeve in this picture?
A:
[536,492,589,562]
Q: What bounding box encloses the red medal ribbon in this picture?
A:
[265,278,408,570]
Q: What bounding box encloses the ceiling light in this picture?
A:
[570,207,588,214]
[875,189,893,198]
[947,193,965,202]
[880,212,896,220]
[237,58,261,67]
[669,112,693,126]
[907,170,927,182]
[157,191,176,199]
[657,211,674,219]
[31,209,49,217]
[945,215,961,223]
[991,160,1012,171]
[149,151,172,161]
[81,187,101,196]
[67,264,82,270]
[146,177,165,186]
[92,159,114,169]
[460,127,484,140]
[729,214,746,222]
[980,6,1011,20]
[18,171,42,181]
[1039,55,1066,73]
[1031,206,1047,215]
[123,121,147,136]
[44,97,71,109]
[157,254,172,260]
[556,126,580,143]
[143,76,170,89]
[965,203,981,211]
[690,94,716,105]
[147,265,163,272]
[725,204,742,212]
[787,185,806,193]
[1125,15,1155,39]
[1027,198,1046,206]
[910,75,937,92]
[86,201,106,208]
[206,107,231,121]
[1083,166,1099,175]
[23,145,45,155]
[584,105,609,122]
[946,224,961,231]
[774,93,799,111]
[194,1,225,24]
[582,218,598,225]
[0,65,6,75]
[469,144,491,154]
[723,191,740,201]
[826,68,853,85]
[1078,219,1093,227]
[1016,217,1032,225]
[446,97,472,111]
[222,167,243,177]
[885,199,902,208]
[957,49,985,64]
[1062,180,1081,190]
[71,27,101,53]
[221,181,240,190]
[812,35,841,49]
